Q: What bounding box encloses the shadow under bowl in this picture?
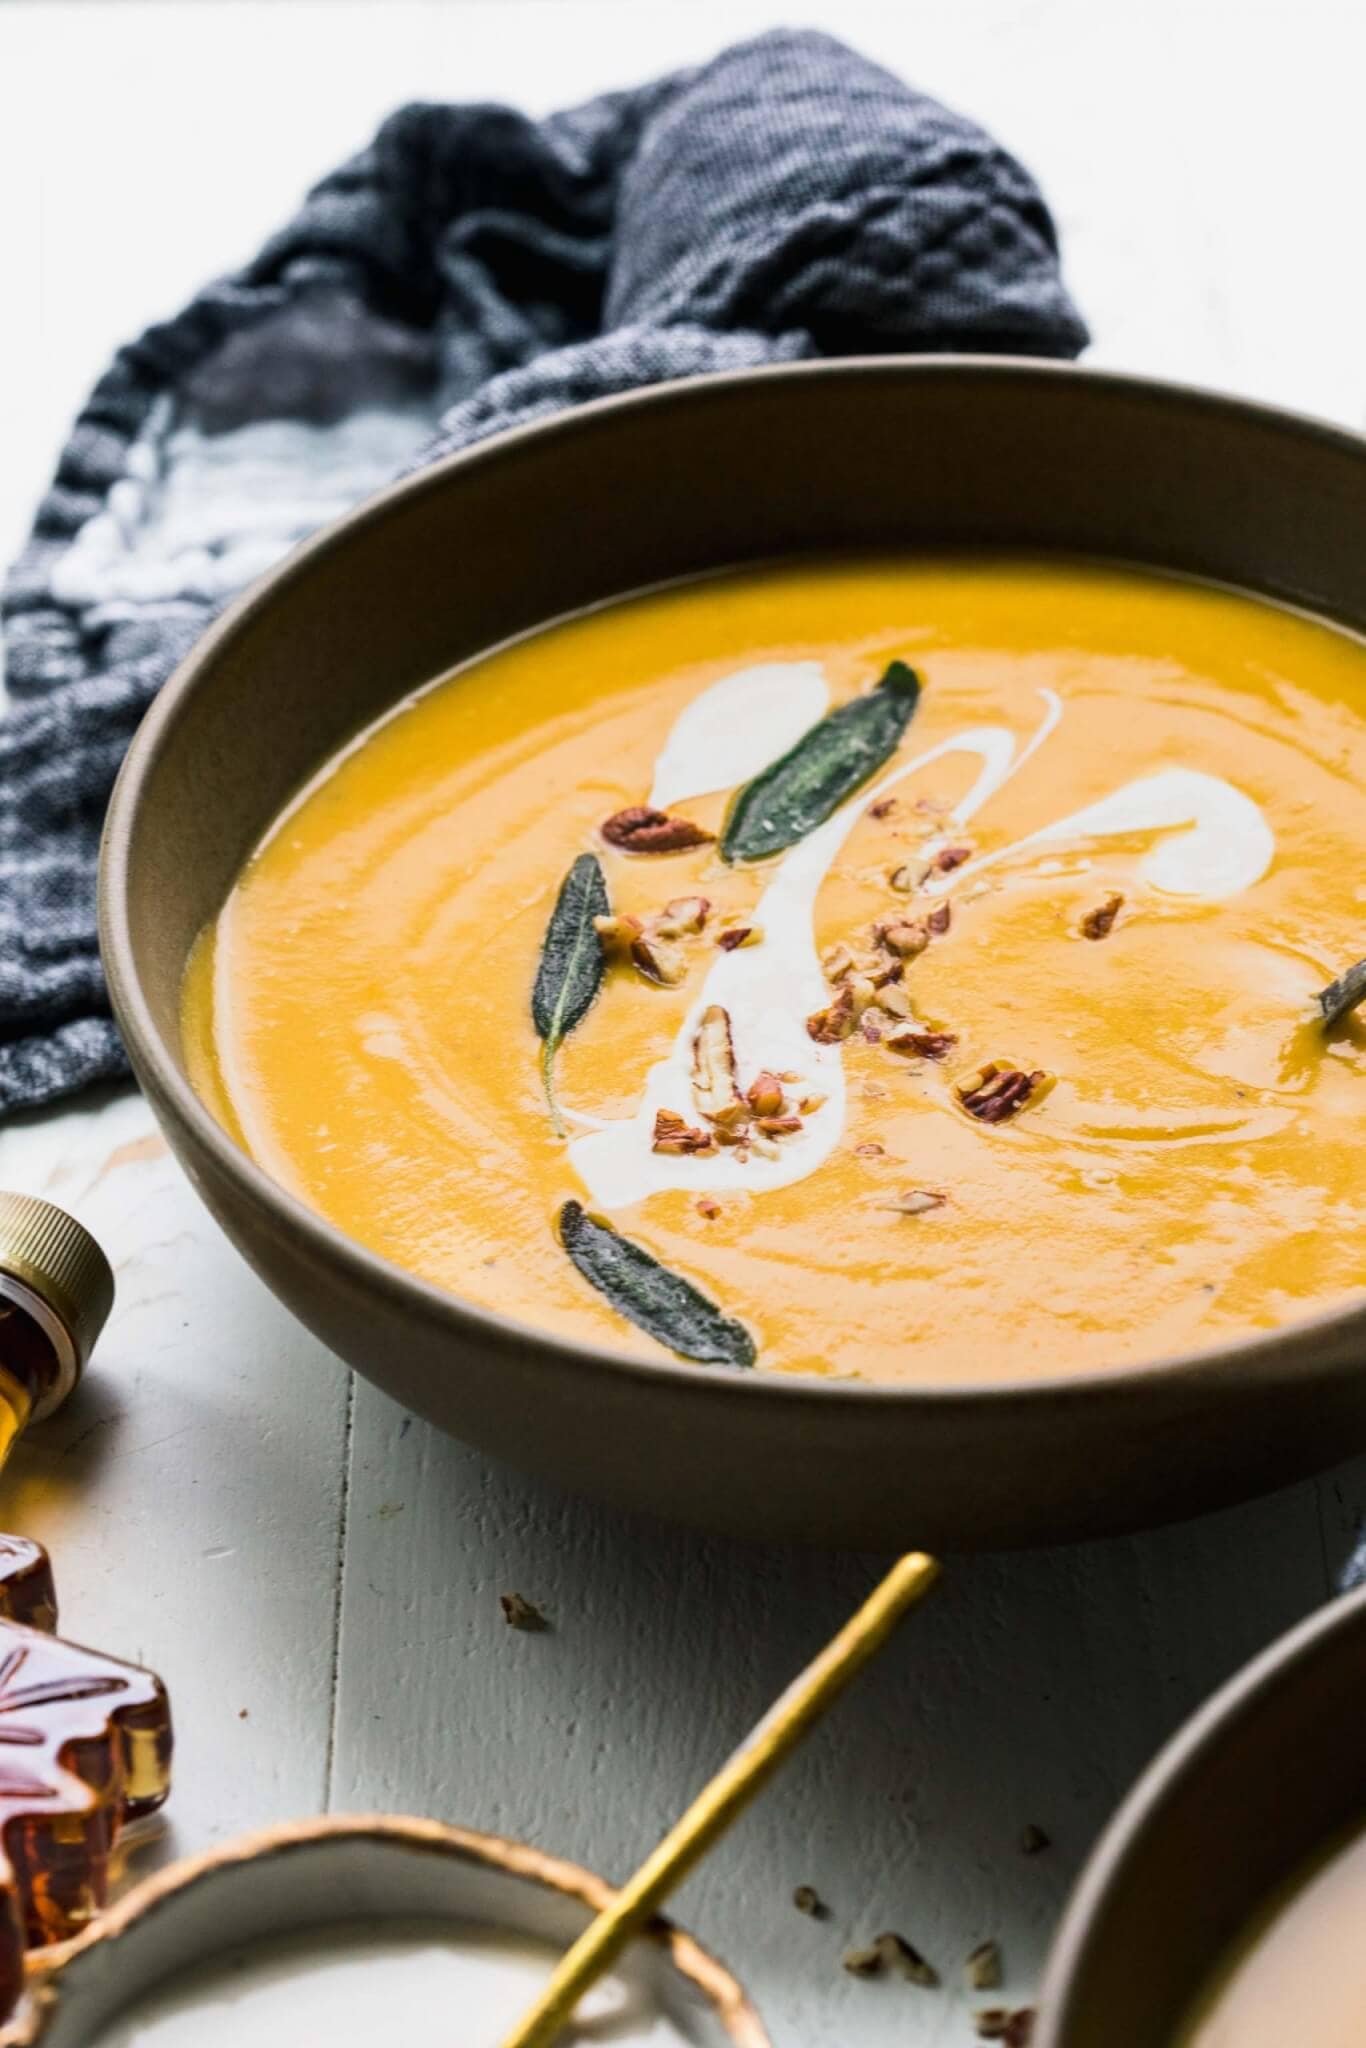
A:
[99,356,1366,1551]
[1035,1584,1366,2047]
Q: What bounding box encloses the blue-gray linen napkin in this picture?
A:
[0,28,1086,1113]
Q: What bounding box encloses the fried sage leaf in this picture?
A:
[1317,956,1366,1029]
[532,854,610,1134]
[720,659,922,863]
[558,1201,756,1367]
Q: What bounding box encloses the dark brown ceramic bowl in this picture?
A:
[99,357,1366,1551]
[1035,1584,1366,2046]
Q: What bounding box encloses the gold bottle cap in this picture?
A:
[0,1193,115,1421]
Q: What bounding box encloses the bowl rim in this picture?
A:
[1032,1580,1366,2046]
[99,350,1366,1415]
[9,1813,770,2046]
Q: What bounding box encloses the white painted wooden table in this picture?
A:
[2,4,1365,2041]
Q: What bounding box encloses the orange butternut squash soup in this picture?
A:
[1175,1818,1366,2048]
[182,556,1366,1383]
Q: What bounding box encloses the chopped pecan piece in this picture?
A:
[798,1091,826,1115]
[653,895,711,938]
[806,985,858,1044]
[880,1188,948,1215]
[631,930,687,985]
[746,1071,786,1117]
[717,924,762,951]
[876,1932,939,1987]
[692,1005,747,1128]
[868,797,898,820]
[821,942,857,982]
[1080,891,1124,940]
[966,1940,1002,1991]
[593,912,643,958]
[854,1141,884,1157]
[926,903,952,935]
[696,1195,721,1219]
[861,1015,883,1043]
[889,864,916,894]
[975,2012,1035,2046]
[652,1108,714,1155]
[887,1027,958,1060]
[934,844,972,872]
[755,1115,802,1137]
[594,911,687,985]
[876,984,913,1020]
[601,806,714,854]
[956,1063,1048,1124]
[879,919,930,960]
[842,1945,884,1979]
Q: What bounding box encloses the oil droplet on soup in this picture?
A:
[182,556,1366,1384]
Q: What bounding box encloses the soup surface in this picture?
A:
[184,556,1366,1384]
[1176,1817,1366,2047]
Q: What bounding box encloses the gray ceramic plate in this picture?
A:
[99,357,1366,1550]
[1035,1584,1366,2047]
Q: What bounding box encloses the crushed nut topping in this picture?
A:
[798,1092,827,1115]
[807,984,858,1044]
[653,895,711,939]
[1080,891,1124,940]
[593,909,688,987]
[861,1015,883,1043]
[956,1063,1049,1124]
[889,864,916,893]
[886,1027,958,1061]
[854,1141,885,1158]
[692,1006,747,1127]
[878,919,930,960]
[821,942,857,981]
[746,1071,786,1118]
[630,929,687,985]
[934,844,972,872]
[880,1189,948,1215]
[868,797,898,820]
[926,902,952,935]
[966,1941,1002,1991]
[652,1108,715,1155]
[695,1196,721,1220]
[876,1932,939,1988]
[717,924,762,951]
[601,806,714,853]
[593,912,643,957]
[875,984,913,1019]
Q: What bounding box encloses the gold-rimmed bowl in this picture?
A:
[1,1815,767,2046]
[100,356,1366,1549]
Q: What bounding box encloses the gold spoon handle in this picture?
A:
[499,1549,940,2048]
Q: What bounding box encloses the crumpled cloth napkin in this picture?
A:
[0,28,1086,1114]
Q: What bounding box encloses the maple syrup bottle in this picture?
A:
[0,1194,173,2025]
[0,1192,114,1470]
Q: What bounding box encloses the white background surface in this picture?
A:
[2,4,1366,2042]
